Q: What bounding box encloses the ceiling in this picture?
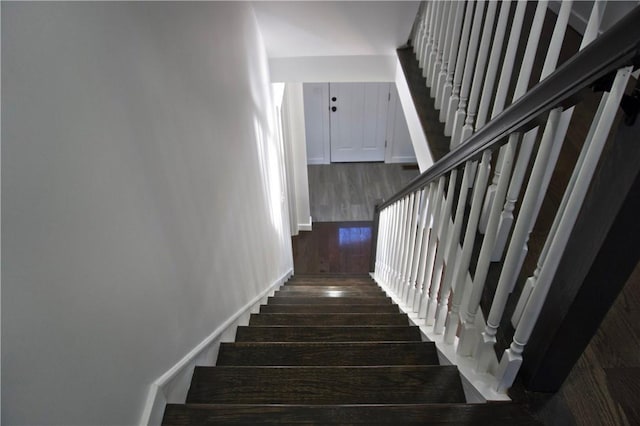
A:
[252,1,420,58]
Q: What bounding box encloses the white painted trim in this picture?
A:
[307,158,328,165]
[385,85,399,164]
[298,216,313,232]
[394,58,434,173]
[139,268,293,426]
[371,272,509,403]
[388,156,419,164]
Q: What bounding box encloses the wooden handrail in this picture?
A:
[379,5,640,210]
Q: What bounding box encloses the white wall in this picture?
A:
[282,84,312,232]
[270,55,398,83]
[1,3,292,425]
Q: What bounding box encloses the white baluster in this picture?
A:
[475,0,512,131]
[413,183,437,312]
[490,1,526,120]
[382,208,393,285]
[425,170,458,325]
[418,177,446,318]
[444,151,492,344]
[394,196,409,294]
[496,66,632,393]
[402,192,423,303]
[391,199,406,293]
[479,1,548,233]
[399,193,416,299]
[408,188,430,305]
[459,0,498,143]
[580,1,606,50]
[375,208,387,277]
[439,1,466,118]
[472,1,525,215]
[512,92,608,326]
[418,2,434,69]
[431,2,452,94]
[444,1,476,135]
[450,0,486,149]
[390,202,402,288]
[435,1,459,108]
[474,109,562,372]
[489,0,572,258]
[434,161,473,334]
[412,5,423,54]
[457,140,516,357]
[490,128,538,260]
[424,2,441,79]
[511,0,610,325]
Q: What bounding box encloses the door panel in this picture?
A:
[329,83,390,162]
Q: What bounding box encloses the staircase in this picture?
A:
[162,274,539,424]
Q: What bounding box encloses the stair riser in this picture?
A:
[279,285,383,292]
[235,326,423,342]
[216,342,439,366]
[273,292,389,298]
[285,280,376,286]
[163,403,542,425]
[186,366,466,404]
[267,297,393,305]
[260,304,400,313]
[249,313,409,326]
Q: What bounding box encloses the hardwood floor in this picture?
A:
[307,163,418,222]
[292,221,372,274]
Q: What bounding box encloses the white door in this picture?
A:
[329,82,390,162]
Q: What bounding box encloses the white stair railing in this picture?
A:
[380,0,639,399]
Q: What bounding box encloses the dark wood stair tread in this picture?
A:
[288,274,373,281]
[279,285,383,292]
[163,403,542,425]
[267,296,393,305]
[291,273,372,278]
[165,273,539,425]
[282,282,378,287]
[235,325,423,342]
[249,313,409,326]
[274,292,388,299]
[186,366,465,404]
[216,341,439,366]
[260,304,400,313]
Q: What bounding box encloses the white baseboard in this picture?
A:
[307,158,329,165]
[388,156,418,164]
[139,268,293,426]
[298,216,313,231]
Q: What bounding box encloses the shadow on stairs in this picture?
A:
[162,274,540,425]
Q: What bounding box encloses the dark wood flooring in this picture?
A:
[307,163,419,222]
[292,221,373,274]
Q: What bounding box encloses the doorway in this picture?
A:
[303,82,416,165]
